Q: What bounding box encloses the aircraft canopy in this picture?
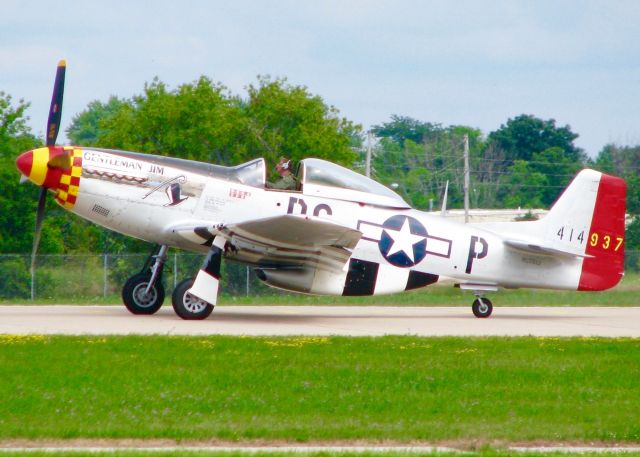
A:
[299,158,410,208]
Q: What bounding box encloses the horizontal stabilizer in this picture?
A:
[504,239,593,259]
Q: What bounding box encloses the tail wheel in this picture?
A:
[122,273,165,315]
[172,278,214,320]
[472,297,493,318]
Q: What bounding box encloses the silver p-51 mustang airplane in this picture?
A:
[16,61,627,319]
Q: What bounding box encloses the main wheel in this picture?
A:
[122,273,165,315]
[472,297,493,318]
[172,278,214,320]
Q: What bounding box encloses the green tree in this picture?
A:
[372,138,434,208]
[628,218,640,248]
[481,114,587,209]
[95,77,247,164]
[0,92,40,254]
[372,117,484,210]
[498,160,547,209]
[82,76,360,170]
[593,144,640,214]
[244,76,359,174]
[487,114,585,164]
[67,96,126,145]
[371,115,439,145]
[528,146,583,206]
[626,217,640,270]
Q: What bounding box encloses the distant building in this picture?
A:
[430,208,547,223]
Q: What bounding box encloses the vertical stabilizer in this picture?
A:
[540,169,626,291]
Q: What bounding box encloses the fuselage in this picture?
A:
[20,146,582,295]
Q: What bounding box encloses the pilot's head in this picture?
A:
[275,158,292,176]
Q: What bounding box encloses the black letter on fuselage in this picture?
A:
[313,203,332,217]
[465,236,488,274]
[287,197,308,215]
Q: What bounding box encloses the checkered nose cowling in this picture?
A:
[16,146,83,209]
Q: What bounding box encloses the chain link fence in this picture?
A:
[0,253,278,300]
[0,251,638,301]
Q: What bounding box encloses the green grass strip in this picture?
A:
[0,336,639,442]
[1,450,640,457]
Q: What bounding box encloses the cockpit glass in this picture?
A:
[233,158,266,187]
[301,158,407,204]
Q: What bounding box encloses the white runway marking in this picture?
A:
[1,305,640,337]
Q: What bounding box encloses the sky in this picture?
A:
[2,0,640,158]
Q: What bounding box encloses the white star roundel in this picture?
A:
[378,215,428,267]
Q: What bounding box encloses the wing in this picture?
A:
[169,214,361,271]
[225,215,361,250]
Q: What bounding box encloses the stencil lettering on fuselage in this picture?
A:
[358,215,452,268]
[286,197,333,217]
[465,236,488,274]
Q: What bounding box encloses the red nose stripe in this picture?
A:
[16,151,34,177]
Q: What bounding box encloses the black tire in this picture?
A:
[472,297,493,318]
[122,273,165,315]
[172,278,214,320]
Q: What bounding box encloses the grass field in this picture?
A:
[1,451,640,456]
[1,335,639,443]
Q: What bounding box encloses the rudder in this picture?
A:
[577,172,626,290]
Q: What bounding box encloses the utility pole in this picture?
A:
[463,134,470,223]
[365,131,372,178]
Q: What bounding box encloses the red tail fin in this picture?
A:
[578,173,626,291]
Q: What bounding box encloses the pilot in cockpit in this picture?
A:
[266,157,298,190]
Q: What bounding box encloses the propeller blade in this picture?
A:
[46,60,66,147]
[30,187,47,275]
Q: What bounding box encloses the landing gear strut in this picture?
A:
[171,236,224,320]
[472,296,493,318]
[122,245,168,315]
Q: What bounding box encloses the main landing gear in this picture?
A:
[121,242,222,320]
[122,245,168,315]
[472,296,493,318]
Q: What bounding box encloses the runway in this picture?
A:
[1,305,639,337]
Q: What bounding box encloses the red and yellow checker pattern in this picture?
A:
[54,148,83,209]
[16,146,83,209]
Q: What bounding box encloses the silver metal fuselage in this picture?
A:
[68,148,583,295]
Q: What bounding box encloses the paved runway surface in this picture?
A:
[1,305,639,336]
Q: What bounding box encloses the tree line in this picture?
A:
[0,75,638,259]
